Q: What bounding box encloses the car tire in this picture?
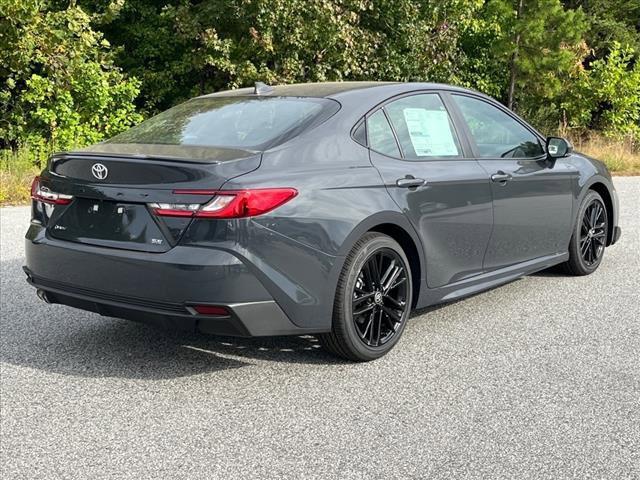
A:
[319,232,413,362]
[561,190,609,276]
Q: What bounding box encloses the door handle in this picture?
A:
[491,171,512,183]
[396,176,426,188]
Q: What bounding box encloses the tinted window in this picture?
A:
[385,94,461,159]
[452,95,543,158]
[353,119,367,146]
[106,96,339,150]
[367,110,401,157]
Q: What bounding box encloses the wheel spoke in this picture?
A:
[362,262,375,290]
[388,276,407,292]
[382,267,403,294]
[382,305,402,323]
[590,205,598,228]
[368,310,378,346]
[353,292,375,305]
[369,255,381,287]
[384,295,405,309]
[361,312,374,339]
[373,309,383,346]
[380,260,395,288]
[353,303,375,316]
[378,253,385,284]
[581,238,591,255]
[354,284,368,295]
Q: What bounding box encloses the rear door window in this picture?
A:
[384,94,462,160]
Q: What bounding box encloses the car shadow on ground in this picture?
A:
[1,255,539,380]
[1,258,348,380]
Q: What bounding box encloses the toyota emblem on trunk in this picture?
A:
[91,163,108,180]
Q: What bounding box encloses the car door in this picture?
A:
[365,92,493,288]
[447,93,574,271]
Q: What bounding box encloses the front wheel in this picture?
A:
[319,232,413,362]
[561,190,609,276]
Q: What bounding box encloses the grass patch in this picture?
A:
[570,134,640,175]
[1,149,43,205]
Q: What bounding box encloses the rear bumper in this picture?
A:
[24,224,319,336]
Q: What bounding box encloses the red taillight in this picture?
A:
[31,176,73,205]
[150,188,297,219]
[191,305,230,316]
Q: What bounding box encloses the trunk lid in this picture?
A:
[41,147,260,252]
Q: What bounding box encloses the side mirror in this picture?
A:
[546,137,573,158]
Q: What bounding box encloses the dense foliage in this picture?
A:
[0,0,142,153]
[1,0,639,158]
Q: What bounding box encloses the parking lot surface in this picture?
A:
[1,177,639,479]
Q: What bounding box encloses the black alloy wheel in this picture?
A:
[562,190,609,276]
[351,249,408,347]
[580,200,607,266]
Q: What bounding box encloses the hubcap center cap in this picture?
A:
[374,291,383,305]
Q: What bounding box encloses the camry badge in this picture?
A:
[91,163,108,180]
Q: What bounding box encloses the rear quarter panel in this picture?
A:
[184,120,415,331]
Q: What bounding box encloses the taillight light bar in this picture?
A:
[149,188,297,219]
[30,176,73,205]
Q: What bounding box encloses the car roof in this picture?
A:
[200,82,396,98]
[199,81,478,100]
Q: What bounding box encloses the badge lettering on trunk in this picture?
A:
[151,238,163,245]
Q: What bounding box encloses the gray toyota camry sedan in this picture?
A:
[25,82,621,361]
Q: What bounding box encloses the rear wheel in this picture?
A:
[319,233,412,362]
[561,190,608,276]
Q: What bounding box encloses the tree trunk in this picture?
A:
[507,0,525,110]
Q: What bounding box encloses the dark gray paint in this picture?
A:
[24,82,621,336]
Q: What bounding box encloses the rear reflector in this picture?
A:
[30,176,73,205]
[150,188,297,219]
[192,305,230,316]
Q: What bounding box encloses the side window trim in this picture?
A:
[439,91,476,159]
[364,90,473,161]
[366,109,402,158]
[447,92,547,160]
[381,108,405,158]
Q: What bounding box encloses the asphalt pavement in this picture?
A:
[1,177,639,479]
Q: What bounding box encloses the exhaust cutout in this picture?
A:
[36,289,52,304]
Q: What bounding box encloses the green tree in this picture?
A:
[482,0,587,112]
[564,0,640,59]
[0,0,142,153]
[564,44,640,138]
[75,0,481,113]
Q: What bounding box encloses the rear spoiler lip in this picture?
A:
[51,147,261,165]
[51,151,221,165]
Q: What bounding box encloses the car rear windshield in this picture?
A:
[105,96,340,150]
